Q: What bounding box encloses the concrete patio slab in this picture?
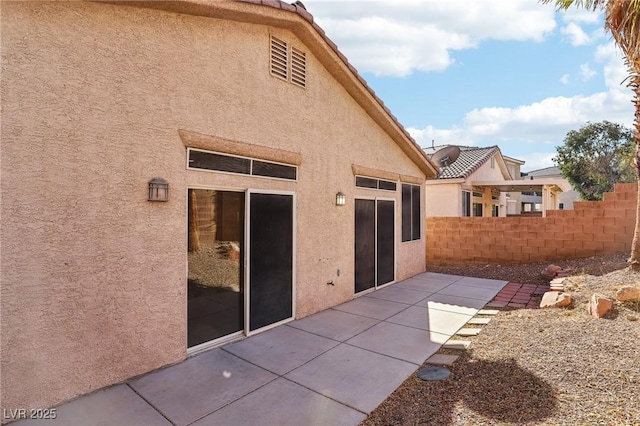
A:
[12,384,171,426]
[129,349,276,426]
[437,283,502,301]
[363,285,431,305]
[223,325,338,375]
[411,272,461,283]
[416,293,487,315]
[393,277,452,293]
[285,344,417,414]
[333,296,409,320]
[386,305,472,336]
[192,378,366,426]
[346,321,442,365]
[288,309,378,342]
[454,276,508,290]
[15,273,507,426]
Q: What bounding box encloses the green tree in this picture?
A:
[555,121,635,201]
[541,0,640,270]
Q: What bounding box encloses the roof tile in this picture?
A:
[261,0,282,9]
[279,2,296,12]
[429,146,499,179]
[294,4,314,22]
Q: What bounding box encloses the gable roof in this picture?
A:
[424,145,502,179]
[110,0,438,179]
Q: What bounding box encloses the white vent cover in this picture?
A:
[270,36,288,81]
[290,47,306,88]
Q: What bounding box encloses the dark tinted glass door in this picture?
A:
[355,199,376,293]
[377,200,395,285]
[249,193,293,332]
[187,190,244,347]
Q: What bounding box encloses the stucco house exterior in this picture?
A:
[0,0,438,415]
[424,145,514,217]
[522,166,579,211]
[424,145,568,218]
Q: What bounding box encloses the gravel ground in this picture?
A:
[363,252,640,426]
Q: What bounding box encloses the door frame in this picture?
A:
[245,189,297,337]
[354,195,396,296]
[185,186,297,355]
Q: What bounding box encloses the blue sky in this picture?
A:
[303,0,635,171]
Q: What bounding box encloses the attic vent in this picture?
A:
[270,36,288,81]
[290,47,306,88]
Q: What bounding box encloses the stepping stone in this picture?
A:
[443,340,472,350]
[456,328,481,336]
[477,309,499,316]
[467,317,491,325]
[550,278,566,285]
[426,354,459,366]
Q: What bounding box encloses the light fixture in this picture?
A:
[148,178,169,202]
[336,191,346,206]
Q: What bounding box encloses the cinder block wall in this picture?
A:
[426,183,637,265]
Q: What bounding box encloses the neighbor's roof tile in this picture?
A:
[429,146,500,179]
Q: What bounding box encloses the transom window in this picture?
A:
[188,148,297,181]
[355,176,397,191]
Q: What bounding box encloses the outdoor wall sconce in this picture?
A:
[148,178,169,202]
[336,192,346,206]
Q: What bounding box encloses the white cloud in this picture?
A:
[408,41,634,164]
[560,22,590,46]
[304,0,556,76]
[560,74,570,84]
[560,6,602,24]
[579,63,597,80]
[521,153,557,172]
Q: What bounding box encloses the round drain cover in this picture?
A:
[417,366,450,381]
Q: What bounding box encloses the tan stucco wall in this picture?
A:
[466,155,507,183]
[425,182,462,217]
[1,1,427,412]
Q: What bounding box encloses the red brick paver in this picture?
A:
[490,282,550,309]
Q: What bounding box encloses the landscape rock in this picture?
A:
[540,291,572,308]
[541,264,562,281]
[615,286,640,302]
[588,293,613,318]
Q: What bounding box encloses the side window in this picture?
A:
[402,184,421,242]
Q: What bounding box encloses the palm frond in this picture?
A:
[606,0,640,69]
[539,0,607,11]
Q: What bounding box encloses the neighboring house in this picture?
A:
[522,166,579,211]
[424,145,568,218]
[503,155,526,215]
[0,0,438,414]
[424,145,516,217]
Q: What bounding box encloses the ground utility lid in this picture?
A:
[416,366,451,381]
